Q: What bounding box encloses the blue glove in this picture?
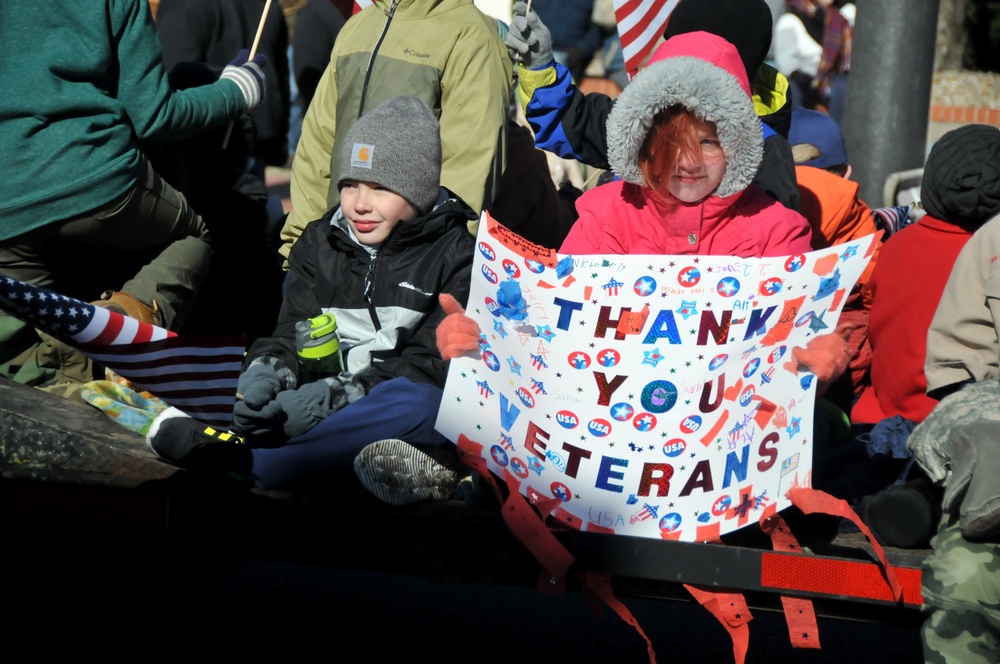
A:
[505,1,554,68]
[221,49,267,112]
[274,381,335,439]
[232,364,283,436]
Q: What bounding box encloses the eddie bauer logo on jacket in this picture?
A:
[399,282,433,297]
[351,143,375,169]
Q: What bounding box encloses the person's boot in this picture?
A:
[93,290,162,326]
[860,477,941,548]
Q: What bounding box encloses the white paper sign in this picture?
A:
[437,216,876,542]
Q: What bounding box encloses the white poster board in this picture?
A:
[437,216,876,542]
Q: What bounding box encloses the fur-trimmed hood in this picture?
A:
[606,32,763,198]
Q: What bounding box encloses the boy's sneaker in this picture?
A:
[146,407,253,482]
[353,439,458,505]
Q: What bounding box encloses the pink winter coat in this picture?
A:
[562,31,812,258]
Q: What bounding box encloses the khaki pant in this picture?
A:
[0,159,211,388]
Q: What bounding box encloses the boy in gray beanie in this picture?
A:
[148,96,477,505]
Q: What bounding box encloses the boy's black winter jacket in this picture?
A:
[246,196,476,393]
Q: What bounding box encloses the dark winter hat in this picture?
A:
[663,0,774,76]
[921,124,1000,228]
[788,109,848,170]
[338,96,442,214]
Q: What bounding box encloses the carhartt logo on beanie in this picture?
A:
[351,144,374,169]
[338,96,442,214]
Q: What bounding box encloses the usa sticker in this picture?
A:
[350,143,374,169]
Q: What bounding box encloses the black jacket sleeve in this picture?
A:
[757,134,801,212]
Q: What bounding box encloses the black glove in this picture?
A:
[505,1,554,68]
[221,49,267,112]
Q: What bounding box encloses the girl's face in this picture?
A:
[665,117,727,203]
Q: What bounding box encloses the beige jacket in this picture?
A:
[279,0,511,262]
[925,213,1000,394]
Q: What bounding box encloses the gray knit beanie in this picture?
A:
[337,96,442,214]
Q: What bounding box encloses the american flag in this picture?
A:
[781,453,800,477]
[0,277,244,427]
[330,0,369,20]
[613,0,679,77]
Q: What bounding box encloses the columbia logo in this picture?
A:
[351,143,374,169]
[399,282,433,297]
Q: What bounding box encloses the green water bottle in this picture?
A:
[296,314,345,383]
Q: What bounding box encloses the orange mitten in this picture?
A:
[785,323,856,394]
[436,293,481,361]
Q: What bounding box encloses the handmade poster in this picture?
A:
[436,215,877,542]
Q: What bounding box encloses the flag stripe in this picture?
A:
[0,277,244,426]
[613,0,677,75]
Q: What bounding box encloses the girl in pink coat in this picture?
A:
[429,33,851,504]
[562,31,813,257]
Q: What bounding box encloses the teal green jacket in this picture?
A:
[0,0,248,241]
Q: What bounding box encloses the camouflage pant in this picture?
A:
[922,515,1000,663]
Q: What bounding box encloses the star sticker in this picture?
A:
[643,348,665,367]
[808,310,829,333]
[840,244,858,260]
[676,300,699,320]
[493,319,508,338]
[536,324,556,342]
[786,416,802,438]
[506,356,522,375]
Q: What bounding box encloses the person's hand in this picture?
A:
[274,381,335,439]
[436,293,481,361]
[232,364,283,435]
[505,1,554,68]
[785,323,857,394]
[221,49,267,112]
